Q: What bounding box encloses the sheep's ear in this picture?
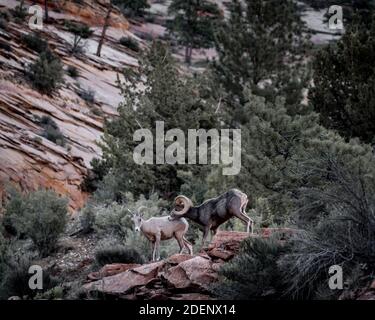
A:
[137,206,147,217]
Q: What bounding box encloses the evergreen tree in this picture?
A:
[213,0,310,116]
[113,0,150,17]
[93,42,220,200]
[310,17,375,144]
[206,89,373,223]
[167,0,222,64]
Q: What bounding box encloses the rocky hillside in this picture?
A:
[0,0,142,211]
[0,0,339,212]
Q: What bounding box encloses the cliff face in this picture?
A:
[0,0,140,211]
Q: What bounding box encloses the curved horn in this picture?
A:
[171,195,193,216]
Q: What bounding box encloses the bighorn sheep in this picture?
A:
[130,208,193,261]
[169,189,253,246]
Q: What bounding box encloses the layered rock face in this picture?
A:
[0,0,139,210]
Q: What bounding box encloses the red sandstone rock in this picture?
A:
[166,254,193,265]
[82,231,261,299]
[164,256,217,290]
[87,263,141,281]
[83,261,164,295]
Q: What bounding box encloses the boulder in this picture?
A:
[83,261,164,295]
[205,231,250,259]
[166,254,193,265]
[87,263,141,281]
[164,256,217,290]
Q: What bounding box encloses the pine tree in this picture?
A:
[206,88,373,222]
[167,0,222,64]
[310,17,375,144]
[213,0,310,115]
[94,42,220,200]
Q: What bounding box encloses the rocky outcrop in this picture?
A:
[83,231,251,300]
[83,229,298,300]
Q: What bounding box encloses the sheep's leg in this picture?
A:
[175,234,185,254]
[201,225,211,250]
[240,199,254,234]
[151,241,156,262]
[233,209,254,234]
[183,237,193,255]
[155,233,161,261]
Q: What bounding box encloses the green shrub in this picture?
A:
[113,0,150,17]
[94,244,144,267]
[11,1,27,21]
[93,202,131,240]
[38,115,66,146]
[5,189,68,257]
[212,237,290,300]
[0,18,8,30]
[21,33,48,53]
[65,21,93,54]
[79,204,95,234]
[0,225,9,277]
[27,51,64,94]
[34,286,64,300]
[0,251,58,299]
[66,65,79,78]
[77,87,95,105]
[280,155,375,299]
[119,36,139,52]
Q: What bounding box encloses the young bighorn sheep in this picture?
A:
[130,208,193,261]
[169,189,253,247]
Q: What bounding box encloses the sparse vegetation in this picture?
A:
[26,51,64,94]
[119,36,140,52]
[95,244,144,267]
[11,0,28,21]
[37,115,66,146]
[4,189,68,257]
[67,65,79,78]
[65,21,93,54]
[21,33,48,53]
[0,250,57,299]
[113,0,150,17]
[77,87,95,105]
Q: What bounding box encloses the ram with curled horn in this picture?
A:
[169,189,254,247]
[129,206,193,261]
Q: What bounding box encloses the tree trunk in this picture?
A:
[185,45,193,65]
[96,5,113,57]
[44,0,49,22]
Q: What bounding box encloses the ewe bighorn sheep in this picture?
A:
[169,189,254,246]
[130,208,193,261]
